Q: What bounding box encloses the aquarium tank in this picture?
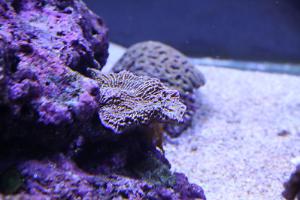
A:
[0,0,300,199]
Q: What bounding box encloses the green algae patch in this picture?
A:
[132,153,176,187]
[0,167,23,194]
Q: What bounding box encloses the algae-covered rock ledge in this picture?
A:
[0,0,206,199]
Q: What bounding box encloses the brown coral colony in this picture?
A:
[88,69,186,133]
[112,41,205,136]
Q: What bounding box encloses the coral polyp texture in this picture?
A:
[113,41,205,136]
[89,69,186,133]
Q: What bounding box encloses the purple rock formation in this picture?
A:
[0,128,205,200]
[0,38,7,103]
[0,0,108,125]
[89,69,186,133]
[15,154,205,200]
[0,1,206,199]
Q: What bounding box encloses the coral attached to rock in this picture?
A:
[89,69,186,133]
[0,1,206,199]
[113,41,205,136]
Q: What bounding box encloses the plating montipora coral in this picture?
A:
[113,41,206,137]
[88,69,186,133]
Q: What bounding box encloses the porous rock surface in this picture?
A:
[113,41,205,137]
[17,152,205,199]
[0,39,7,103]
[0,1,206,199]
[0,0,108,125]
[0,129,206,200]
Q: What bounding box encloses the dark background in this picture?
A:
[84,0,300,63]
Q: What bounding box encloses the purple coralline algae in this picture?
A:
[88,69,186,133]
[0,130,206,200]
[0,38,6,103]
[113,41,206,137]
[0,0,108,125]
[15,151,205,200]
[0,156,205,200]
[0,0,206,199]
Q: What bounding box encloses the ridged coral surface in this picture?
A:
[113,41,205,94]
[89,69,186,133]
[113,41,205,136]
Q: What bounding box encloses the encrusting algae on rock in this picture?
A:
[113,41,206,137]
[0,0,206,199]
[0,0,108,125]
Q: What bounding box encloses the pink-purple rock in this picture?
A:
[0,0,206,199]
[14,149,205,200]
[0,0,107,125]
